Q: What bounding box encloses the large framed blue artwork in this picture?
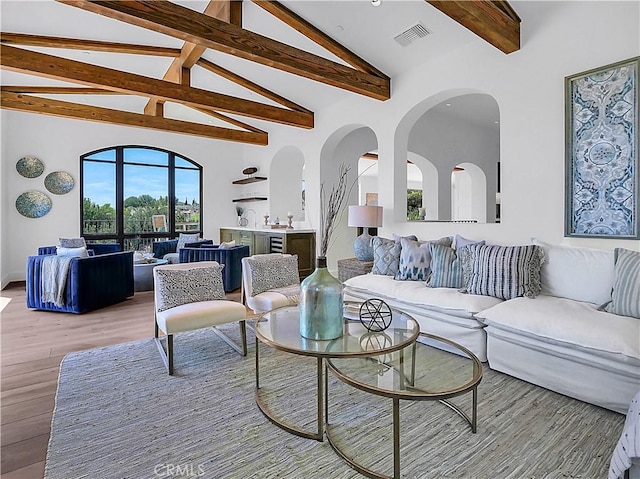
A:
[565,57,639,239]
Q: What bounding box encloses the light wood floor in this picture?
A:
[0,284,244,478]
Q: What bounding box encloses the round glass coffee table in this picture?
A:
[326,332,483,479]
[254,303,419,441]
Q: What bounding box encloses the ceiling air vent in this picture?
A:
[394,23,430,47]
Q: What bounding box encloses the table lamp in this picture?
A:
[348,205,383,261]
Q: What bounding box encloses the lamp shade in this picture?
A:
[348,205,383,228]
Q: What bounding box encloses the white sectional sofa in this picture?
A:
[343,237,640,415]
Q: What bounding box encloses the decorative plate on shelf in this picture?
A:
[16,156,44,178]
[15,191,52,218]
[44,171,75,195]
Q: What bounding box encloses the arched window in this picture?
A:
[81,145,202,250]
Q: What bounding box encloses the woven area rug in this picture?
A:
[45,325,624,479]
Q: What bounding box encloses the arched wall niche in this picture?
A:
[318,124,378,271]
[269,145,305,223]
[394,90,500,224]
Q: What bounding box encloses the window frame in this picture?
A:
[80,145,203,249]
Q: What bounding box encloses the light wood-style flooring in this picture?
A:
[0,284,243,478]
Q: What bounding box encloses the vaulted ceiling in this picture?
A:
[0,0,520,145]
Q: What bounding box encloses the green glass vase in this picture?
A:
[299,257,344,340]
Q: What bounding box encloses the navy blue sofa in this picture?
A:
[179,244,250,292]
[26,244,134,314]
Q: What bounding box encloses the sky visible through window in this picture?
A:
[84,150,199,206]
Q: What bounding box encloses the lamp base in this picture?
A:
[353,231,374,261]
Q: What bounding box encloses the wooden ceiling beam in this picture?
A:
[57,0,390,100]
[426,0,520,54]
[1,91,268,145]
[196,58,311,114]
[2,86,118,94]
[251,1,387,78]
[0,32,181,57]
[0,44,314,128]
[193,107,266,134]
[144,1,240,116]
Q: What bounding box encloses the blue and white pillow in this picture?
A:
[395,236,452,281]
[371,237,402,276]
[461,244,545,300]
[427,244,464,288]
[155,264,226,312]
[605,248,640,319]
[177,233,200,250]
[59,237,86,248]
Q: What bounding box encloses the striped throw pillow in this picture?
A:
[462,244,545,300]
[427,243,464,288]
[606,248,640,319]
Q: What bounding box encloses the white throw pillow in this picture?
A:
[219,240,236,249]
[532,238,614,305]
[56,246,89,258]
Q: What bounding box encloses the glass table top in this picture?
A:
[254,304,420,358]
[327,333,483,399]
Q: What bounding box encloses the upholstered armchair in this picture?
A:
[179,244,250,292]
[241,254,300,314]
[26,244,134,314]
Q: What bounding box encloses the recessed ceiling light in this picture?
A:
[494,121,499,124]
[371,0,381,6]
[445,103,452,107]
[336,25,344,32]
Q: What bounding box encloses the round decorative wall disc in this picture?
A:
[16,191,52,218]
[16,156,44,178]
[45,171,75,195]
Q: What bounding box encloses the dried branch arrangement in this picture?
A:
[319,164,350,257]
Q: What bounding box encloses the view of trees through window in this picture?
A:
[81,146,202,251]
[407,189,423,220]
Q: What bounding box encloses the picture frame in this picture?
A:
[365,192,378,206]
[565,57,639,239]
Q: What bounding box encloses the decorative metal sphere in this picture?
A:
[359,299,392,332]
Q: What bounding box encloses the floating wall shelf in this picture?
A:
[232,176,267,185]
[233,197,268,203]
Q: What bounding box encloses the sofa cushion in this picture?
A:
[532,238,614,305]
[219,240,236,249]
[453,234,485,250]
[428,243,464,288]
[371,237,402,276]
[606,248,640,319]
[395,236,451,281]
[247,254,299,296]
[59,237,86,248]
[177,233,200,251]
[344,273,502,318]
[476,295,640,361]
[155,264,225,312]
[56,246,89,258]
[462,244,544,300]
[163,253,180,264]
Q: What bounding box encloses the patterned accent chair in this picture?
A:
[241,254,300,314]
[26,244,134,314]
[153,261,247,375]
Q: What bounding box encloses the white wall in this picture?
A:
[2,1,639,285]
[408,104,499,222]
[0,112,247,284]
